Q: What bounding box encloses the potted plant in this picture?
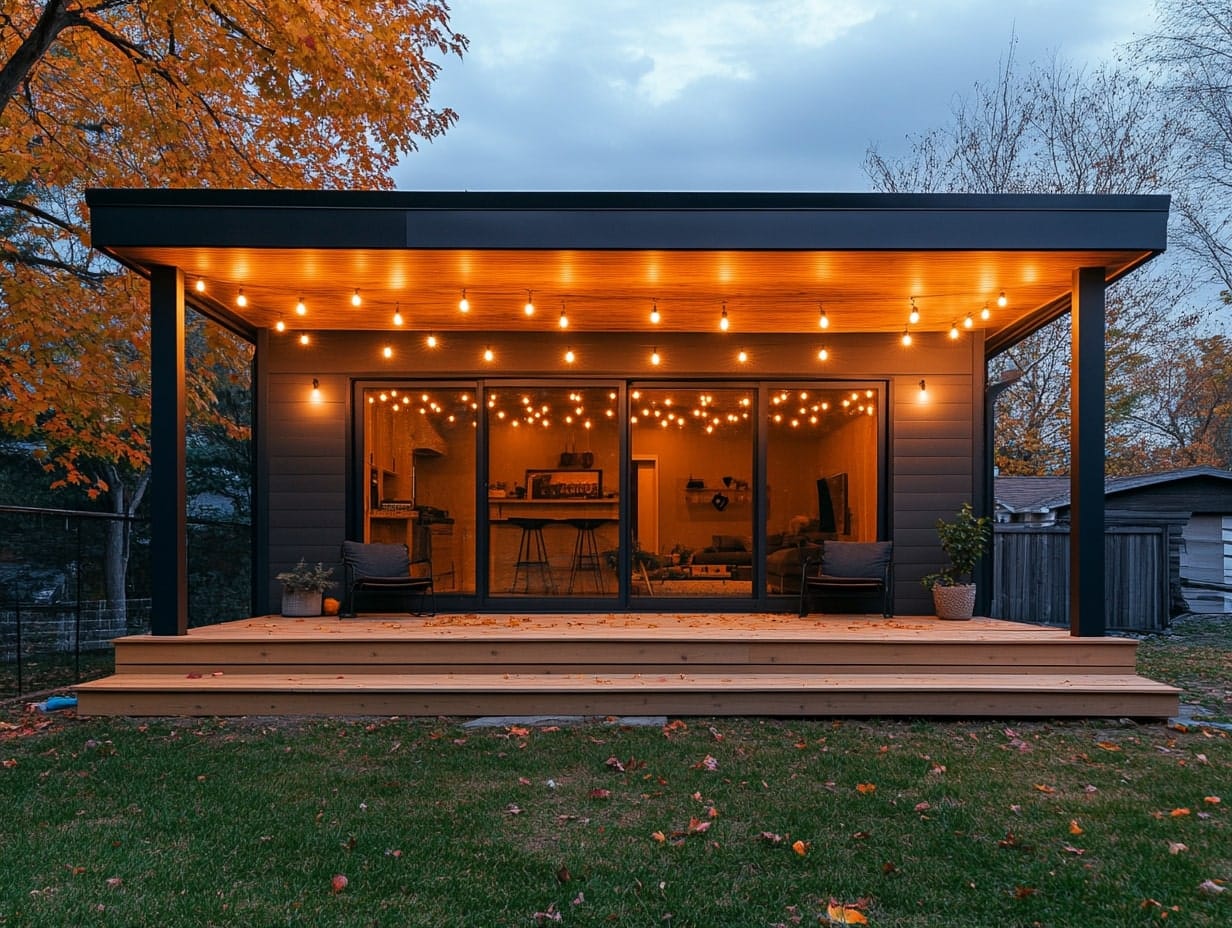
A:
[275,559,335,617]
[921,503,992,620]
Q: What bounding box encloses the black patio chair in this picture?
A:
[798,540,894,617]
[340,529,435,617]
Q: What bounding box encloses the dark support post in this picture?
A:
[252,328,270,616]
[150,266,188,635]
[1070,267,1106,637]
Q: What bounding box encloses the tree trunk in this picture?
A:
[0,2,76,121]
[99,465,150,633]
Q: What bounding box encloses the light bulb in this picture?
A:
[719,304,729,331]
[997,290,1007,308]
[299,333,310,346]
[351,288,361,307]
[564,348,576,363]
[483,346,494,362]
[650,347,661,366]
[383,345,393,359]
[459,289,470,313]
[918,378,928,402]
[274,317,285,333]
[236,288,247,307]
[949,322,960,340]
[194,278,206,293]
[650,300,661,324]
[311,378,321,402]
[392,305,404,326]
[964,313,974,329]
[818,346,829,361]
[737,349,748,363]
[559,305,569,328]
[901,329,912,347]
[524,290,535,316]
[819,305,829,329]
[296,297,306,316]
[426,334,438,348]
[981,303,991,321]
[909,298,919,324]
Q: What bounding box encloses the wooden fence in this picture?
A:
[991,513,1185,631]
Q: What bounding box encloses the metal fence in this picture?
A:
[0,505,251,698]
[990,515,1183,631]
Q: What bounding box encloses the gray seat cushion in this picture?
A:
[341,541,410,579]
[821,541,892,578]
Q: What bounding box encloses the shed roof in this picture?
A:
[997,467,1232,514]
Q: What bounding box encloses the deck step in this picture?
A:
[77,671,1180,719]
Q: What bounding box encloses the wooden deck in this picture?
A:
[74,612,1180,719]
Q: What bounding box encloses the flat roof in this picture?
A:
[87,189,1169,350]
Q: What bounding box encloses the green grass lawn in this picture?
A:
[0,615,1228,927]
[1137,613,1232,725]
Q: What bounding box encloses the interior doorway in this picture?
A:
[632,455,659,555]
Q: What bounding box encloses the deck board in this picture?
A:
[77,612,1178,719]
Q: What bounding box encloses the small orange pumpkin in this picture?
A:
[322,597,341,615]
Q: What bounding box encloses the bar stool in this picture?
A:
[508,517,556,593]
[566,518,608,593]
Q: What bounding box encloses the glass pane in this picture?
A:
[486,386,620,597]
[765,385,880,596]
[363,385,478,593]
[630,385,754,598]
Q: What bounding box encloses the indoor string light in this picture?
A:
[351,288,362,307]
[719,302,729,332]
[459,289,470,313]
[650,299,661,324]
[559,302,569,329]
[997,290,1008,308]
[392,303,404,326]
[909,297,920,325]
[981,302,991,321]
[296,296,306,316]
[818,303,829,329]
[235,288,247,307]
[523,290,535,317]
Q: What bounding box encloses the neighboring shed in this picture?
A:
[996,467,1232,615]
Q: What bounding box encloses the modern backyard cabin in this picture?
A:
[76,190,1180,718]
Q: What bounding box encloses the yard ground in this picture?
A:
[0,615,1228,927]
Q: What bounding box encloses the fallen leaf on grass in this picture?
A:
[692,754,719,771]
[330,874,348,894]
[825,898,868,924]
[1062,845,1086,856]
[507,725,530,737]
[1,759,16,769]
[1069,820,1084,836]
[1096,741,1122,751]
[662,719,688,737]
[1034,784,1056,794]
[687,816,711,834]
[556,865,571,883]
[1013,885,1040,899]
[105,876,123,888]
[1203,796,1221,805]
[791,839,807,856]
[588,788,611,800]
[759,831,785,845]
[651,831,666,843]
[1170,808,1191,818]
[855,783,876,795]
[914,801,931,813]
[532,903,562,923]
[504,803,524,815]
[1168,842,1188,855]
[1198,879,1226,895]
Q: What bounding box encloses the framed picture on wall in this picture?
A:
[527,468,602,500]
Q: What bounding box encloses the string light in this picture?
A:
[483,346,494,362]
[818,303,829,329]
[299,333,310,346]
[981,302,991,321]
[650,299,661,324]
[909,297,920,325]
[235,288,247,307]
[425,334,438,348]
[564,348,576,364]
[949,322,960,340]
[737,349,748,364]
[194,277,206,293]
[997,290,1008,308]
[559,303,569,328]
[918,378,928,402]
[382,345,393,359]
[459,289,470,313]
[351,288,361,307]
[964,312,974,329]
[392,303,404,326]
[650,346,661,366]
[274,316,285,333]
[818,346,829,361]
[311,378,321,402]
[719,301,729,332]
[523,290,535,317]
[901,327,912,347]
[295,296,306,316]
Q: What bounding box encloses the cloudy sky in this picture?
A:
[394,0,1158,192]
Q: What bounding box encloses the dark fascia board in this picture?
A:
[86,188,1171,253]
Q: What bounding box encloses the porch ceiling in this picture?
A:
[86,189,1170,348]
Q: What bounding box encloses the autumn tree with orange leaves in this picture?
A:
[1,1,466,614]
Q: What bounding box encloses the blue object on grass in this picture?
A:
[37,695,78,712]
